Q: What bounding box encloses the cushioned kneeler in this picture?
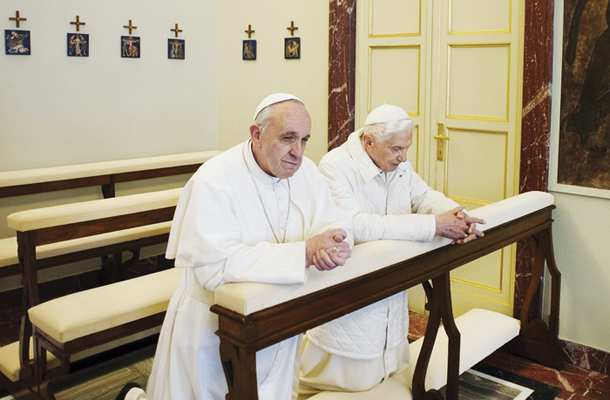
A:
[303,309,519,400]
[28,267,181,343]
[0,340,59,383]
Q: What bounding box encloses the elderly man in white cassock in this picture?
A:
[117,93,353,400]
[298,104,485,395]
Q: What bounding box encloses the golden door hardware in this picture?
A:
[433,123,450,161]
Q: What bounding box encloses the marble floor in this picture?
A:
[1,310,608,399]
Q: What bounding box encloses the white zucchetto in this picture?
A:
[253,93,305,121]
[365,104,411,125]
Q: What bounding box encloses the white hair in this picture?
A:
[361,118,413,142]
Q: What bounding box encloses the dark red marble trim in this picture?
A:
[328,0,357,150]
[514,0,554,320]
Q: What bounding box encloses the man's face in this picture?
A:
[250,101,312,179]
[363,129,413,172]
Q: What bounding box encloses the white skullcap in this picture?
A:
[365,104,410,125]
[253,93,304,121]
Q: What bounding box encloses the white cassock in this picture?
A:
[143,140,353,400]
[299,130,460,394]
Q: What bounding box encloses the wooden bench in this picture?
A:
[0,150,221,199]
[0,150,221,279]
[0,188,184,398]
[209,191,562,400]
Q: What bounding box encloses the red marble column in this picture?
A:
[328,0,357,150]
[515,0,554,320]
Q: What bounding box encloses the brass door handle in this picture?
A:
[434,123,450,161]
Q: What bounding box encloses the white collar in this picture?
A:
[243,139,284,186]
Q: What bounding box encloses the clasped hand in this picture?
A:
[306,228,351,271]
[435,206,486,245]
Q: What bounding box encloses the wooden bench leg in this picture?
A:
[413,273,460,400]
[506,227,563,369]
[219,340,258,400]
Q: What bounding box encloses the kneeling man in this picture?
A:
[299,104,485,394]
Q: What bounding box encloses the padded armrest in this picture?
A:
[214,191,554,315]
[7,188,182,232]
[0,150,221,188]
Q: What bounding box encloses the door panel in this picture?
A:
[357,0,523,316]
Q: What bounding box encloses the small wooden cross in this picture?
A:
[171,23,183,38]
[9,10,27,28]
[287,21,298,36]
[123,20,137,35]
[70,15,86,32]
[245,24,255,39]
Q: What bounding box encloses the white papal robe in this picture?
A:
[299,130,459,394]
[144,140,353,400]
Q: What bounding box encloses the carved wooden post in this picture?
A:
[219,340,258,400]
[413,273,461,400]
[506,226,563,369]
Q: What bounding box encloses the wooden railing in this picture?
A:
[210,192,563,400]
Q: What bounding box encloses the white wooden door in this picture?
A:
[356,0,524,316]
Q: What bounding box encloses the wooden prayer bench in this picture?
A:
[210,191,562,400]
[0,188,184,399]
[0,150,221,279]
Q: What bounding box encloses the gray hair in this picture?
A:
[361,118,413,143]
[253,99,305,134]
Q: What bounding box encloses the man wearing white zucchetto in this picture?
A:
[299,104,485,395]
[116,93,353,400]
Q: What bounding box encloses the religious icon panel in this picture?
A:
[67,33,88,57]
[121,36,140,58]
[284,37,300,59]
[168,38,185,59]
[5,30,30,55]
[243,39,256,60]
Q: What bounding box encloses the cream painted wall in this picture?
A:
[550,193,610,352]
[549,0,610,353]
[0,0,218,289]
[1,0,218,171]
[216,1,330,163]
[0,0,218,170]
[0,0,218,232]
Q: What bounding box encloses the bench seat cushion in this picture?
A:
[0,150,221,188]
[403,308,520,391]
[302,309,519,399]
[0,340,59,383]
[0,221,171,269]
[29,268,182,343]
[7,188,182,232]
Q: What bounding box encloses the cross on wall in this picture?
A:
[70,15,86,32]
[171,23,183,38]
[123,19,138,35]
[287,21,298,36]
[9,10,26,28]
[245,24,255,39]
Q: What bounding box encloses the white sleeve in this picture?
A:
[170,177,308,291]
[319,158,457,243]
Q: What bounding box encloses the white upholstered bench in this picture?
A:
[0,150,221,198]
[0,188,183,396]
[0,150,221,279]
[210,191,561,399]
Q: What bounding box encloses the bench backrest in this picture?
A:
[0,150,220,198]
